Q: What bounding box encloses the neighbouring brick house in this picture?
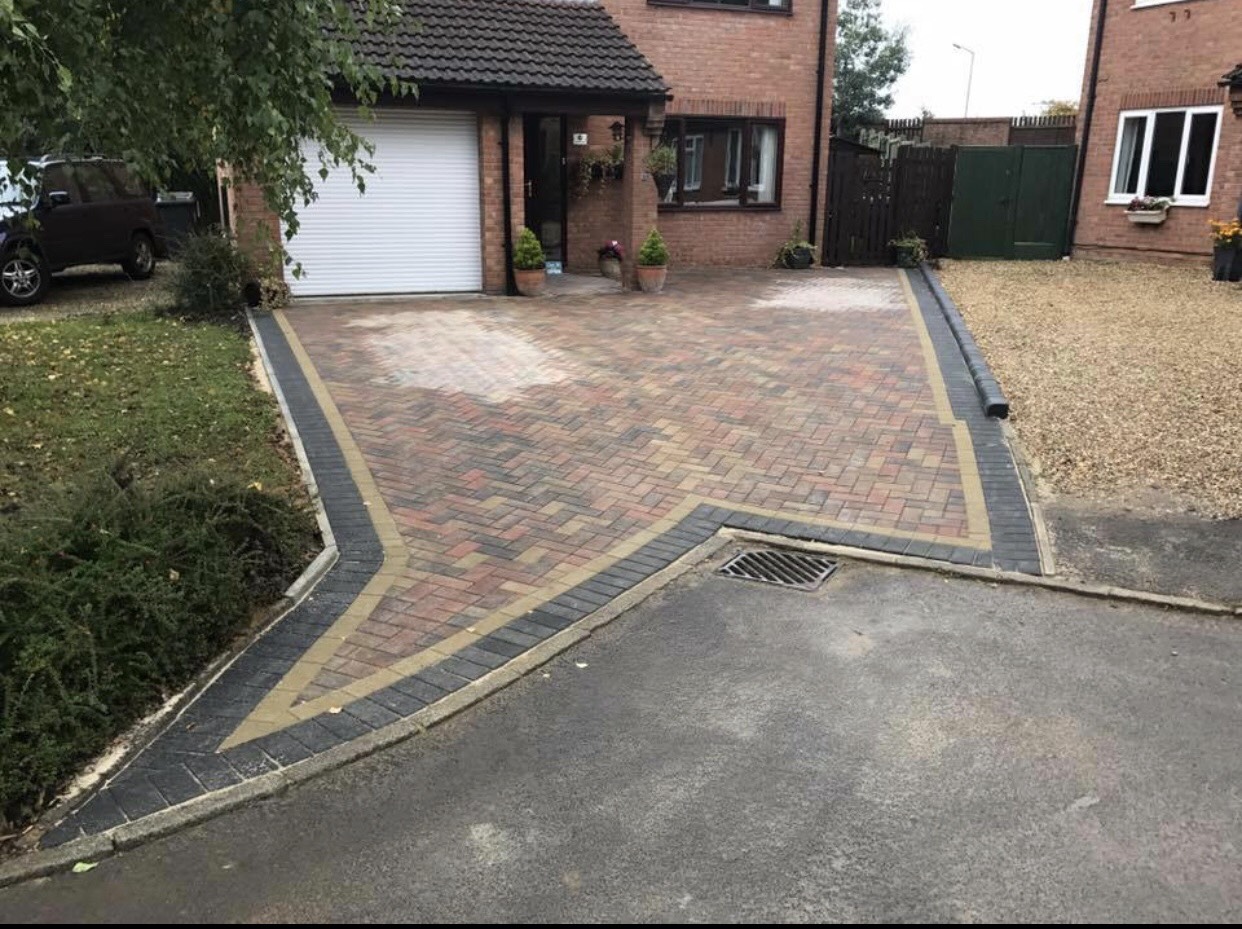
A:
[226,0,836,297]
[1072,0,1242,264]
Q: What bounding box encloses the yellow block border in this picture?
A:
[223,273,991,747]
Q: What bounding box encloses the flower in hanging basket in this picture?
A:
[598,240,624,261]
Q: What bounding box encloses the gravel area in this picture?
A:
[0,263,172,324]
[939,259,1242,518]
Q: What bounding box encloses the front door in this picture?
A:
[523,115,566,269]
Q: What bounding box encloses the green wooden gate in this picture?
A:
[947,145,1077,259]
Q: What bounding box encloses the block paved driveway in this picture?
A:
[268,269,1030,726]
[40,268,1040,846]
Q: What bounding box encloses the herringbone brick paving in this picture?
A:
[283,270,985,704]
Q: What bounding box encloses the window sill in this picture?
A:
[659,203,782,213]
[647,1,793,15]
[1105,198,1210,209]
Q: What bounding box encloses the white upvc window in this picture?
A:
[684,134,704,191]
[1107,105,1222,207]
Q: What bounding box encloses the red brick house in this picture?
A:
[226,0,836,297]
[1071,0,1242,264]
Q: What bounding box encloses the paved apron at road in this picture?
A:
[41,269,1039,846]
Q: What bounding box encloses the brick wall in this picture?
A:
[601,0,837,268]
[921,118,1011,148]
[566,115,628,274]
[1073,0,1242,263]
[478,113,526,293]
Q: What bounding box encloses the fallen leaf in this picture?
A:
[71,862,98,874]
[328,706,342,714]
[574,662,588,669]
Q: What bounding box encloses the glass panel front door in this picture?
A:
[523,115,566,267]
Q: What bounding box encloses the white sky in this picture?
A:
[880,0,1094,119]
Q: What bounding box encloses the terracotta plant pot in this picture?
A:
[599,257,622,280]
[514,267,547,297]
[636,264,667,294]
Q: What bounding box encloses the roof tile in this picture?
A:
[349,0,668,96]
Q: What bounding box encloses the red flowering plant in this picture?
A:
[598,240,624,261]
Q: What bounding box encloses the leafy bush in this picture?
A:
[0,469,315,829]
[513,227,546,271]
[167,231,253,320]
[638,228,669,267]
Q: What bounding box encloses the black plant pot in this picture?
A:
[653,172,675,201]
[783,246,814,270]
[894,245,922,269]
[1213,245,1242,282]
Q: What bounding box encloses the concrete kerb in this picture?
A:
[918,262,1010,419]
[723,528,1241,618]
[0,534,729,889]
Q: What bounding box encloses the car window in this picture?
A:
[74,163,122,203]
[41,163,83,203]
[104,163,149,200]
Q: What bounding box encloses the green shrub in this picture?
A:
[513,227,546,271]
[167,231,253,320]
[638,228,669,267]
[0,469,315,829]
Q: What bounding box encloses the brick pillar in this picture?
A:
[620,116,658,290]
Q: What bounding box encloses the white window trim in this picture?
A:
[1131,1,1191,8]
[1105,104,1223,208]
[684,134,704,191]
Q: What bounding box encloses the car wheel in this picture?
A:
[0,248,50,307]
[121,232,156,280]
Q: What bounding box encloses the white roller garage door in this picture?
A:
[287,109,482,296]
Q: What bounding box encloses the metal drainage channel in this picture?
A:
[717,549,839,592]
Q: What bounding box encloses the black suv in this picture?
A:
[0,158,167,307]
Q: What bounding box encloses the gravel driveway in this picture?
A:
[939,259,1242,518]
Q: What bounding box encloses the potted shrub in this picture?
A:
[889,233,929,268]
[512,227,547,297]
[1125,195,1173,225]
[1210,218,1242,282]
[598,240,624,280]
[636,228,669,294]
[645,144,678,202]
[775,221,815,270]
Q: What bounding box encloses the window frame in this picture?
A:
[683,134,705,191]
[1106,104,1223,208]
[659,116,785,212]
[648,0,792,13]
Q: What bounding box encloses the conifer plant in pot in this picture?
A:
[513,227,547,297]
[636,228,669,294]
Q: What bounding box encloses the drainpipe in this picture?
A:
[807,0,832,245]
[1067,0,1109,255]
[500,98,516,295]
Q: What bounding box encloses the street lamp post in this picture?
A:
[953,43,976,118]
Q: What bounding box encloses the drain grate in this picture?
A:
[717,549,839,591]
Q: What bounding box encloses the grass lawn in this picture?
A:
[1,313,302,512]
[0,285,318,834]
[939,259,1242,518]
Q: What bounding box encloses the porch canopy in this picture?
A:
[345,0,669,116]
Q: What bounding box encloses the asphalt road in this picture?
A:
[4,553,1241,922]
